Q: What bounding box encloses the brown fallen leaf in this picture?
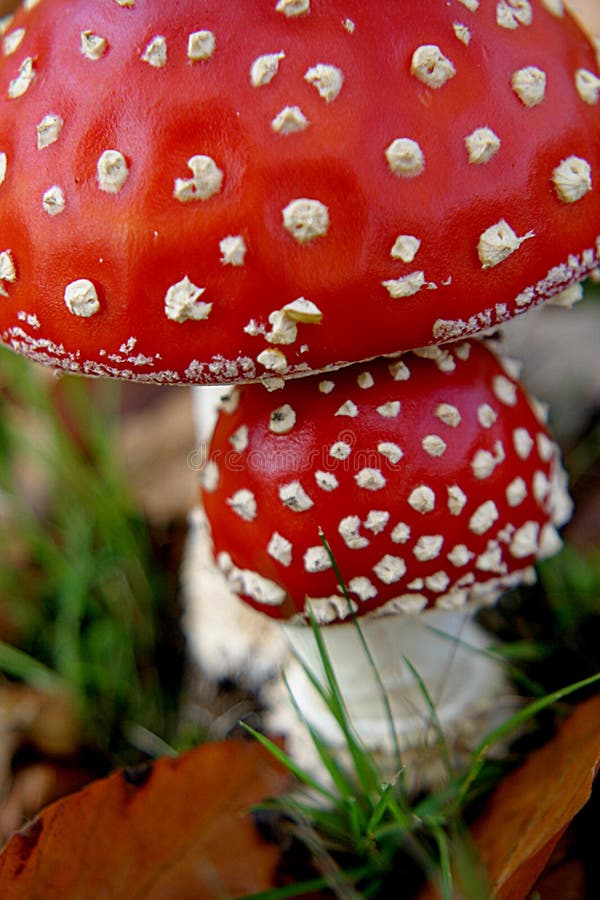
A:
[420,695,600,900]
[470,694,600,899]
[0,740,290,899]
[0,763,92,845]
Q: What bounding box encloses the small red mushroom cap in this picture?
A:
[0,0,598,383]
[201,340,571,623]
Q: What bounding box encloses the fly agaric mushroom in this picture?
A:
[199,340,571,767]
[0,0,598,384]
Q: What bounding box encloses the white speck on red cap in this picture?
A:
[164,276,211,323]
[391,522,411,544]
[533,470,552,502]
[335,399,359,417]
[411,45,456,89]
[465,127,501,164]
[357,371,374,389]
[512,66,546,107]
[188,31,215,61]
[227,488,257,521]
[338,515,369,549]
[538,523,563,558]
[257,348,288,373]
[497,1,533,30]
[8,57,35,99]
[390,235,421,263]
[250,52,285,87]
[471,448,498,479]
[64,279,99,318]
[279,480,314,511]
[272,106,309,134]
[537,433,555,462]
[355,468,386,491]
[422,434,447,457]
[220,236,247,267]
[282,198,329,244]
[3,28,25,57]
[348,576,378,601]
[478,220,535,269]
[469,500,499,535]
[0,249,16,295]
[389,361,411,381]
[513,427,534,459]
[364,510,390,534]
[304,545,331,572]
[315,470,338,491]
[552,156,592,203]
[447,484,467,515]
[385,138,425,178]
[97,150,129,194]
[174,155,223,202]
[447,544,474,567]
[304,64,344,102]
[478,404,498,428]
[229,425,249,452]
[141,36,167,68]
[408,485,435,513]
[329,440,351,460]
[493,375,518,406]
[435,403,462,428]
[453,23,471,45]
[81,31,108,60]
[575,69,600,105]
[506,476,527,506]
[276,0,310,17]
[376,401,401,418]
[382,271,426,299]
[510,520,539,557]
[378,442,403,464]
[37,113,63,149]
[413,535,444,562]
[268,532,293,566]
[373,554,406,584]
[269,403,296,434]
[476,543,505,573]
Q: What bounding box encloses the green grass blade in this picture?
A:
[319,529,403,776]
[431,825,453,900]
[241,722,339,805]
[0,640,65,689]
[281,668,362,804]
[304,607,381,796]
[471,670,600,759]
[402,656,454,781]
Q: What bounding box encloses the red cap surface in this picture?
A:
[201,340,571,622]
[0,0,598,383]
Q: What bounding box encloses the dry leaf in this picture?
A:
[0,740,290,899]
[420,695,600,900]
[471,694,600,899]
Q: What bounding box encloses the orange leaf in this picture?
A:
[0,740,290,899]
[470,694,600,899]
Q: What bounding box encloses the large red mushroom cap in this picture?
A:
[0,0,598,384]
[201,340,571,623]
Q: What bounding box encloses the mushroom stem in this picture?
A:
[266,610,510,780]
